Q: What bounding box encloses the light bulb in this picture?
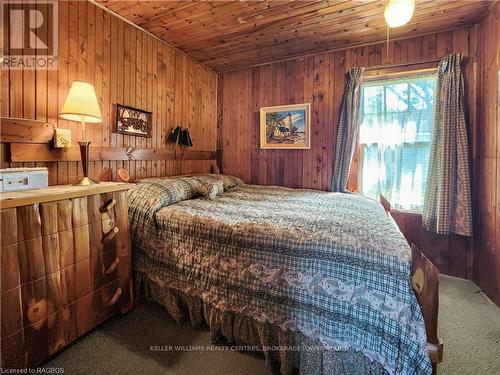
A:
[384,0,415,28]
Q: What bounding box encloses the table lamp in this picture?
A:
[60,81,102,185]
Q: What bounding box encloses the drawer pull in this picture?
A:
[106,257,120,274]
[101,199,117,225]
[101,198,116,213]
[103,226,119,242]
[107,287,122,307]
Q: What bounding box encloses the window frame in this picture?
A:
[356,71,438,213]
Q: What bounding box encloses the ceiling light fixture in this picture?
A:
[384,0,415,28]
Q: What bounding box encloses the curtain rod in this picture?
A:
[364,57,442,72]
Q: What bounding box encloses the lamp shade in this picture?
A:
[384,0,415,28]
[60,81,102,123]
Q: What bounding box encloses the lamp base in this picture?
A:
[73,176,100,186]
[75,140,100,186]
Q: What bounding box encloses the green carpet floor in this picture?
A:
[437,276,500,375]
[43,275,500,374]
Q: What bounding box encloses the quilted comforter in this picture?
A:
[127,174,431,374]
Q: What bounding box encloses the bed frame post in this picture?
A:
[379,195,444,373]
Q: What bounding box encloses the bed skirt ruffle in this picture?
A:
[136,272,388,375]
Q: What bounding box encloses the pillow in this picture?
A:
[129,174,243,216]
[214,174,244,191]
[138,173,242,186]
[213,180,224,195]
[138,174,244,191]
[196,180,224,200]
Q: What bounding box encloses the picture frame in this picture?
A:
[260,103,311,149]
[115,104,152,137]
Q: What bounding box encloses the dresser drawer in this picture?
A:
[1,243,20,293]
[75,279,130,336]
[90,214,131,258]
[19,269,76,330]
[0,208,18,246]
[1,301,78,369]
[23,302,78,367]
[91,248,131,291]
[1,287,23,340]
[86,190,129,225]
[1,329,24,369]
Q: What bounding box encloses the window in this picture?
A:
[358,75,436,211]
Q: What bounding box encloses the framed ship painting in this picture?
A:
[115,104,152,137]
[260,103,310,149]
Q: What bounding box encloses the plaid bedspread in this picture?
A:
[128,175,432,374]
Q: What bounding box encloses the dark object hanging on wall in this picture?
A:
[115,104,152,137]
[180,129,193,147]
[169,126,182,144]
[169,126,193,147]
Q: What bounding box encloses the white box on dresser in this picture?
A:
[0,167,49,192]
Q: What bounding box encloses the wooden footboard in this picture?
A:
[411,244,443,371]
[380,196,443,373]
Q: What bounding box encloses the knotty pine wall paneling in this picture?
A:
[218,28,477,280]
[474,2,500,306]
[0,1,217,184]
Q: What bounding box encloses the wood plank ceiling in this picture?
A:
[97,0,491,72]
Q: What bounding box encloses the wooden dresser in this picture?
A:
[0,182,134,369]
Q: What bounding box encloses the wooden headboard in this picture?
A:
[0,117,219,184]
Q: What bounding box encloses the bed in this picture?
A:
[127,174,434,375]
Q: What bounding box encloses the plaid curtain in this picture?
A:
[422,53,472,236]
[331,67,365,192]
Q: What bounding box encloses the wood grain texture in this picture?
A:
[0,1,217,184]
[412,246,438,344]
[218,28,478,280]
[411,243,443,370]
[0,187,132,369]
[0,118,54,143]
[0,182,132,209]
[391,211,472,279]
[96,0,491,72]
[474,2,500,307]
[381,196,442,366]
[219,29,476,190]
[9,143,216,163]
